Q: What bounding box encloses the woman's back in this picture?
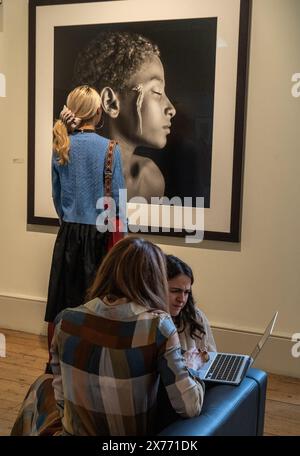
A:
[52,297,203,436]
[52,131,124,225]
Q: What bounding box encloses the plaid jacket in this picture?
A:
[50,297,204,436]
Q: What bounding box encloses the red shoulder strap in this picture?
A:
[104,140,117,197]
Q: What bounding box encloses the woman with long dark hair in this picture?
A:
[166,254,216,361]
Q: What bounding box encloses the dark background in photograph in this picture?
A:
[53,18,217,207]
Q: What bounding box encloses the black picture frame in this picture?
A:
[28,0,251,242]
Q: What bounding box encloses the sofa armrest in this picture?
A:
[157,368,268,436]
[244,368,268,435]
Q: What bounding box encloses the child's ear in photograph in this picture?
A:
[101,86,120,118]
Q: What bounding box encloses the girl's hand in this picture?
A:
[200,351,210,363]
[59,105,81,132]
[184,349,204,370]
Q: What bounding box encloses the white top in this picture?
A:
[177,308,217,353]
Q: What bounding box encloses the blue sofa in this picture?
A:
[157,368,267,436]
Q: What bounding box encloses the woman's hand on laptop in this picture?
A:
[184,349,210,370]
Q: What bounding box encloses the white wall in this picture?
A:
[0,0,299,377]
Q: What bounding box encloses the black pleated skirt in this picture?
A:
[45,222,109,322]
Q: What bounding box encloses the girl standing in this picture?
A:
[45,85,126,328]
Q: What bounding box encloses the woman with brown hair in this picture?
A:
[12,237,204,436]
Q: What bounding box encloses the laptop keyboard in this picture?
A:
[205,354,244,382]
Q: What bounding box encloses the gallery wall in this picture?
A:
[0,0,299,377]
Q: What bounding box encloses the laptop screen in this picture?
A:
[250,311,278,361]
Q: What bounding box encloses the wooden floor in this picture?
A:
[0,328,300,436]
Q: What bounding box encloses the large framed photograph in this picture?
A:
[28,0,251,242]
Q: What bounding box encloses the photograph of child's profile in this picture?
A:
[53,18,217,207]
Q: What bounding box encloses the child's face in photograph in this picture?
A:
[116,55,176,149]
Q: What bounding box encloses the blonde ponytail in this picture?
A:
[53,119,70,165]
[53,85,102,165]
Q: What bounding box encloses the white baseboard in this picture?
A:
[0,294,299,378]
[0,294,47,336]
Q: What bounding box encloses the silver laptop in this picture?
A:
[189,311,278,386]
